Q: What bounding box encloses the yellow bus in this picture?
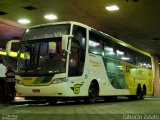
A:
[0,50,18,70]
[6,21,153,104]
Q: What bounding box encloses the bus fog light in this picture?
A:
[51,77,68,84]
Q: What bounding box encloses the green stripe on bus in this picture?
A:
[33,76,53,84]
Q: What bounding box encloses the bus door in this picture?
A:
[68,25,86,78]
[68,39,81,77]
[68,39,85,95]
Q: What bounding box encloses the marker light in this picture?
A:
[105,5,119,11]
[44,14,58,20]
[18,19,31,24]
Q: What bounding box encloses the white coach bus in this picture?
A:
[6,21,153,104]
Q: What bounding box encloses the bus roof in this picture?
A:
[27,21,90,29]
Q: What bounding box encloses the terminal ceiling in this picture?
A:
[0,0,160,56]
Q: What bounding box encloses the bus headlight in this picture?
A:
[51,77,68,84]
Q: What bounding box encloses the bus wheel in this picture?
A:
[141,85,146,99]
[136,85,142,100]
[128,85,142,100]
[85,83,97,103]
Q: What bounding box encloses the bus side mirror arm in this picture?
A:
[62,35,73,53]
[6,40,20,55]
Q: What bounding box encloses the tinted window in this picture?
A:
[115,44,135,64]
[89,31,103,55]
[23,24,70,41]
[136,53,152,68]
[104,38,116,58]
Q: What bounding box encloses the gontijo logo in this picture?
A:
[70,84,83,94]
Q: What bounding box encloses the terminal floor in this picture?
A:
[0,97,160,120]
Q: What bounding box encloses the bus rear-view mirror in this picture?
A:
[62,35,73,52]
[6,40,20,56]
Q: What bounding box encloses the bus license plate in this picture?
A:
[32,89,40,93]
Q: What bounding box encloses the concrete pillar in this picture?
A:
[152,56,160,96]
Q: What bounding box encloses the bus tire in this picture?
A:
[128,85,142,100]
[141,85,146,99]
[85,83,98,103]
[136,85,142,100]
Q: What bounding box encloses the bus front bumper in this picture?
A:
[16,83,73,97]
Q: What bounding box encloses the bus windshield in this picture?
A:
[22,24,70,41]
[17,38,66,75]
[16,24,70,76]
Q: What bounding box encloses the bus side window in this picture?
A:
[104,38,116,58]
[89,31,103,56]
[136,53,151,68]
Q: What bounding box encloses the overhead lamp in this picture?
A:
[18,19,31,24]
[105,5,119,11]
[44,14,58,20]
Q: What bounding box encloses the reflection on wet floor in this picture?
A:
[1,96,160,120]
[8,96,160,107]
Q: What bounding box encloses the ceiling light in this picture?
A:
[18,19,31,24]
[105,5,119,11]
[44,14,58,20]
